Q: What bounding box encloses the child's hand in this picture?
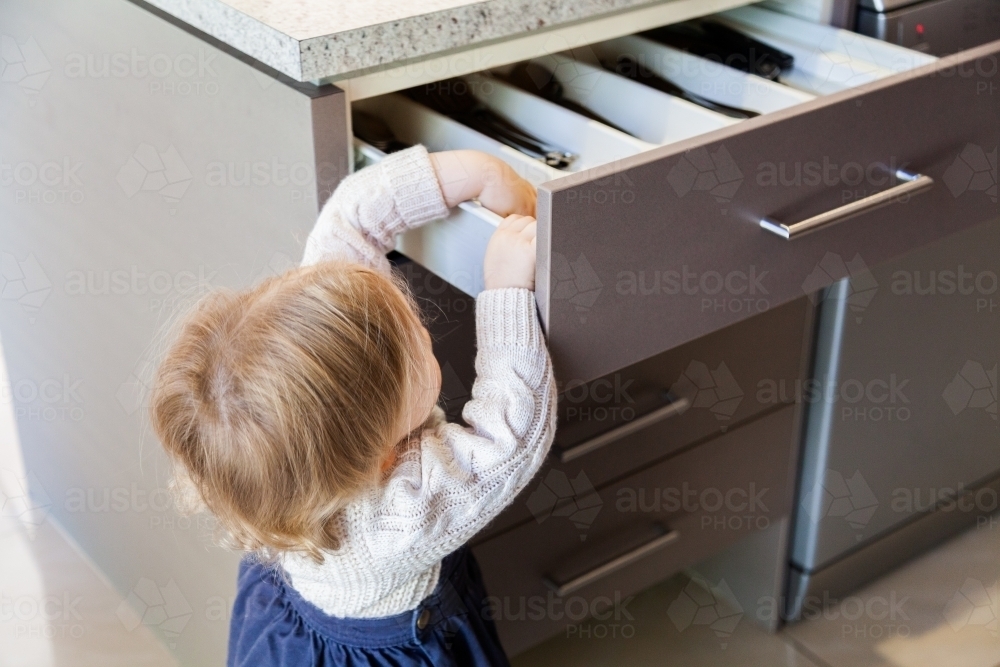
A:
[430,150,535,217]
[483,214,536,291]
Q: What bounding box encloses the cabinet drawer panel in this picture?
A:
[538,39,1000,381]
[475,295,810,539]
[472,405,797,655]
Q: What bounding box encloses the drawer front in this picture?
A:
[537,39,1000,381]
[476,295,811,539]
[472,405,797,655]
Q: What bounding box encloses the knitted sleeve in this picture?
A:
[359,287,557,567]
[301,145,449,273]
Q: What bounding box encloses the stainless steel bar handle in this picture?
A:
[543,526,680,597]
[759,169,934,240]
[558,396,690,463]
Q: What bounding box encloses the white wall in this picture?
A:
[0,0,328,661]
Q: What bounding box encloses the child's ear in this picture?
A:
[380,447,398,474]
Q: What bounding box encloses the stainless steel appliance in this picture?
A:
[787,220,1000,618]
[857,0,1000,54]
[784,4,1000,619]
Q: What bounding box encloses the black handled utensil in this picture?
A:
[352,111,411,153]
[643,20,794,81]
[502,62,638,137]
[404,79,578,169]
[604,54,760,120]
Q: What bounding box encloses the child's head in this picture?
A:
[150,262,441,559]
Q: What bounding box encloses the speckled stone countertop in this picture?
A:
[142,0,684,82]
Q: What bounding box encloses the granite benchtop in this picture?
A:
[142,0,695,82]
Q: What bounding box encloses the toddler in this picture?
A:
[150,145,556,666]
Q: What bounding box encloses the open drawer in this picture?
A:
[353,77,651,294]
[353,5,999,382]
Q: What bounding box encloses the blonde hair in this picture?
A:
[150,261,424,561]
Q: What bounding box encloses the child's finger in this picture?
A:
[501,214,533,232]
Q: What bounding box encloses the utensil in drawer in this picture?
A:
[502,62,637,137]
[642,20,794,81]
[352,111,411,154]
[404,80,578,169]
[602,54,760,120]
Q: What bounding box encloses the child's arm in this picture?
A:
[301,146,534,272]
[363,217,557,566]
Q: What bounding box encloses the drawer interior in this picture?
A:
[590,35,815,114]
[348,4,938,297]
[717,6,936,94]
[500,54,739,145]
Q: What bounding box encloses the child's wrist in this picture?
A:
[429,150,486,209]
[475,288,542,349]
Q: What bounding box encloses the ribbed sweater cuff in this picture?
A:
[380,145,449,236]
[476,288,543,349]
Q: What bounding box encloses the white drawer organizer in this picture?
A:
[351,6,935,297]
[353,75,657,294]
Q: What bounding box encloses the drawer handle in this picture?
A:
[557,395,690,463]
[759,169,934,240]
[543,525,680,597]
[457,199,505,225]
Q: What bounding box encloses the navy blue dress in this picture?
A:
[227,547,510,667]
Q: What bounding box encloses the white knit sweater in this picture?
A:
[282,146,557,618]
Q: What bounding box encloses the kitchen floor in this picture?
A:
[514,517,1000,667]
[1,509,998,667]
